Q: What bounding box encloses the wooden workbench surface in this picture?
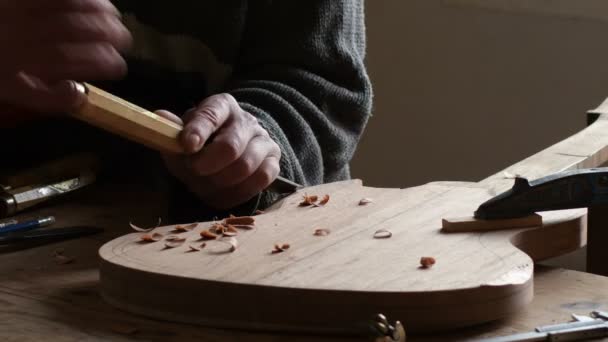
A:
[1,183,607,342]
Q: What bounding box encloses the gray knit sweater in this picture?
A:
[0,1,372,222]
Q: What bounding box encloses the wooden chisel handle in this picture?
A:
[70,82,301,192]
[71,82,184,154]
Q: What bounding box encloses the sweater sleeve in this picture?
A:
[224,0,372,188]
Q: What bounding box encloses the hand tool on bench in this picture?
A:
[69,82,301,195]
[0,154,98,218]
[475,310,608,342]
[442,167,608,232]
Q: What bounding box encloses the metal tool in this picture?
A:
[0,226,103,253]
[370,313,406,342]
[474,168,608,220]
[0,170,96,218]
[474,310,608,341]
[0,153,99,218]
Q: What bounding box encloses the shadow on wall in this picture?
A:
[351,0,608,189]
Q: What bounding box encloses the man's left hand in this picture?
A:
[157,93,281,209]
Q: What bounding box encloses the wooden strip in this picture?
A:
[70,83,185,154]
[441,214,542,233]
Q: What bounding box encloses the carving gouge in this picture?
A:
[69,82,301,194]
[474,168,608,220]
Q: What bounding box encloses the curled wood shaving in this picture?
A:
[313,228,331,236]
[173,222,198,232]
[359,198,373,206]
[373,229,392,239]
[224,215,255,225]
[164,236,186,248]
[254,210,265,215]
[319,194,330,205]
[420,256,436,268]
[218,237,238,252]
[140,232,163,242]
[209,223,240,237]
[299,194,319,206]
[210,223,227,234]
[53,249,74,265]
[129,217,162,232]
[272,243,291,254]
[189,243,206,252]
[200,230,218,240]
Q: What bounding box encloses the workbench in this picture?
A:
[0,181,606,342]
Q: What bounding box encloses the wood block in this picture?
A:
[442,214,543,232]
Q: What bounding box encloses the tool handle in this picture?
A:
[70,82,301,191]
[70,83,185,154]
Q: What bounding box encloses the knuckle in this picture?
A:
[219,138,241,161]
[259,162,279,187]
[237,157,256,176]
[194,107,222,128]
[214,93,238,108]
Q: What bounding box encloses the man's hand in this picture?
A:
[157,94,282,210]
[0,0,131,125]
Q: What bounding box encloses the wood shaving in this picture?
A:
[140,232,163,242]
[219,237,238,252]
[188,243,206,252]
[129,217,162,232]
[233,224,254,230]
[420,256,436,268]
[272,243,291,254]
[224,215,255,225]
[313,228,331,236]
[254,210,265,215]
[359,198,373,206]
[200,230,218,240]
[299,194,319,206]
[53,249,74,265]
[373,229,392,239]
[210,223,227,234]
[173,222,198,232]
[319,194,330,205]
[164,236,186,248]
[209,223,239,236]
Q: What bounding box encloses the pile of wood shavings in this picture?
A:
[133,215,256,254]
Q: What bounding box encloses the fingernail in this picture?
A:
[186,133,201,152]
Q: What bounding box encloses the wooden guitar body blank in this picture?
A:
[89,85,608,333]
[100,180,585,333]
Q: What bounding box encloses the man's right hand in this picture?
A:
[0,0,131,125]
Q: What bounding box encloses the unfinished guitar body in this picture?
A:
[93,86,608,334]
[99,180,585,333]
